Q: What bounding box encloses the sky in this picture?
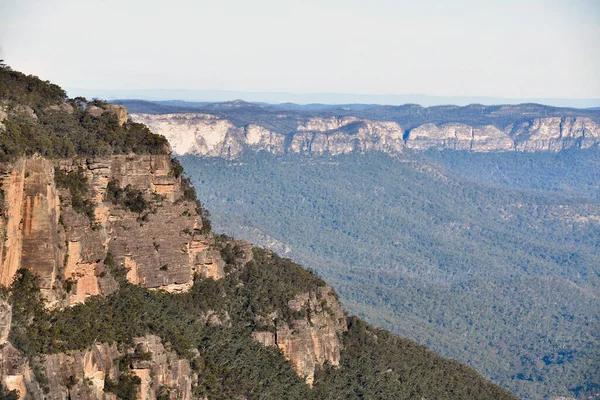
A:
[1,0,599,103]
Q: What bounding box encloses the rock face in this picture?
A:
[252,286,346,386]
[0,299,11,344]
[0,154,349,396]
[132,113,600,157]
[86,104,128,126]
[0,154,223,307]
[406,123,515,151]
[0,335,193,400]
[132,113,406,157]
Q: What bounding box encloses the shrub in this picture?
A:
[54,168,95,222]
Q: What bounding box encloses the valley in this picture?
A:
[128,100,600,399]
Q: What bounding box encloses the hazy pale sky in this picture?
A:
[1,0,599,99]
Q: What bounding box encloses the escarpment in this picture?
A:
[0,154,219,306]
[0,154,347,398]
[0,65,519,400]
[132,113,407,158]
[0,335,194,400]
[253,286,346,386]
[0,153,346,397]
[0,67,348,396]
[132,112,600,157]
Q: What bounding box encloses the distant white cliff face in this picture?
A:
[131,113,600,157]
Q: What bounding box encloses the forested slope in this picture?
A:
[180,150,600,399]
[0,63,518,399]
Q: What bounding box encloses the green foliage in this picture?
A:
[170,157,184,179]
[0,66,169,162]
[179,176,211,233]
[6,257,314,398]
[0,382,18,400]
[64,278,76,293]
[0,65,66,109]
[7,246,326,355]
[179,150,600,399]
[427,148,600,199]
[105,179,150,214]
[8,269,50,358]
[155,386,171,400]
[104,251,128,283]
[64,375,78,390]
[54,167,95,221]
[104,374,140,400]
[312,317,516,400]
[7,248,514,399]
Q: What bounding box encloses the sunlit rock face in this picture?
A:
[0,335,194,400]
[133,113,600,157]
[252,286,347,386]
[0,155,222,307]
[0,152,352,391]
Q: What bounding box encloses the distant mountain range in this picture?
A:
[123,100,600,158]
[68,87,600,108]
[122,98,600,399]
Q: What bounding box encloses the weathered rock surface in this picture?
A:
[0,153,350,394]
[0,154,223,307]
[0,102,7,129]
[0,299,11,344]
[252,286,346,386]
[86,104,128,126]
[0,335,193,400]
[132,113,600,157]
[133,113,406,157]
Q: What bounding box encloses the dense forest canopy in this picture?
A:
[6,247,516,400]
[180,150,600,399]
[0,62,169,161]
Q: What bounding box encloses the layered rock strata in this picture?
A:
[0,154,222,307]
[0,335,194,400]
[132,113,600,157]
[252,286,347,386]
[0,154,348,397]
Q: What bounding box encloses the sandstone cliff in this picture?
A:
[132,113,600,157]
[0,64,521,400]
[0,155,221,306]
[0,335,195,400]
[252,286,346,386]
[0,155,346,398]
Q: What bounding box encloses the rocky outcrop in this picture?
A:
[0,102,7,130]
[0,158,62,305]
[132,113,406,158]
[0,153,349,392]
[252,286,347,386]
[406,123,514,151]
[104,105,129,126]
[45,102,74,114]
[511,117,600,151]
[86,104,128,126]
[0,343,44,399]
[0,299,11,344]
[0,335,193,400]
[0,155,223,306]
[132,113,600,157]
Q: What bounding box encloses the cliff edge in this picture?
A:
[0,64,517,400]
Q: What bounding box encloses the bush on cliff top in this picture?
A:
[0,63,169,162]
[0,62,66,108]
